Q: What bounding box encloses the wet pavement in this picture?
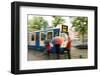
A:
[28,47,87,61]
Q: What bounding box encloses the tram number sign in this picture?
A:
[62,25,68,33]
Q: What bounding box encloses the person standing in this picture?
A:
[65,33,72,59]
[45,42,51,57]
[52,36,64,59]
[54,44,60,59]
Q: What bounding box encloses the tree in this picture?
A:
[52,16,65,27]
[28,16,48,32]
[71,17,88,44]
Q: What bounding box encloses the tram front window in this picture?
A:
[54,32,59,37]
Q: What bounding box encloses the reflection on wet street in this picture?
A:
[28,47,87,61]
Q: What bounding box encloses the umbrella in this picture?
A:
[52,36,64,45]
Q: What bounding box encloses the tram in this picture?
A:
[28,24,68,53]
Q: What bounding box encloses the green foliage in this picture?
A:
[71,17,88,43]
[71,17,88,34]
[52,16,65,27]
[28,16,48,32]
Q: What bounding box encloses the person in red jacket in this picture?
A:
[45,43,51,56]
[65,33,72,59]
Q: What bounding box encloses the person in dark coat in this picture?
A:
[54,44,60,59]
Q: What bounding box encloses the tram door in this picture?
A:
[35,32,40,48]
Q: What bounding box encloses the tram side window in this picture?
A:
[31,34,34,41]
[47,32,52,40]
[41,32,45,41]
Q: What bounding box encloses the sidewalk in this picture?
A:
[28,47,87,61]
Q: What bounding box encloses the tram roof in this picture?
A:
[28,24,67,33]
[30,27,60,33]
